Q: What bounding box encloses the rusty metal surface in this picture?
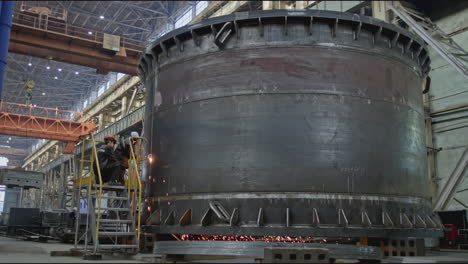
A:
[138,10,442,238]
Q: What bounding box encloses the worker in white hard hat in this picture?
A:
[114,131,140,185]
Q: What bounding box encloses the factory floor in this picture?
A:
[2,235,468,263]
[384,250,468,263]
[0,236,145,263]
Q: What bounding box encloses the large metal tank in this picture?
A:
[138,10,442,239]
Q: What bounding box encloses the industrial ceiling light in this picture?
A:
[42,92,46,95]
[8,137,11,140]
[28,62,32,66]
[99,15,104,19]
[46,66,50,70]
[88,31,92,35]
[54,76,58,79]
[75,71,79,75]
[58,68,62,72]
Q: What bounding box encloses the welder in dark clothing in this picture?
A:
[114,132,139,185]
[93,134,121,185]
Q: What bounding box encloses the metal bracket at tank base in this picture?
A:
[145,193,443,238]
[382,212,394,227]
[230,208,239,226]
[338,209,349,227]
[201,201,231,226]
[257,208,264,227]
[361,212,372,227]
[312,208,320,227]
[143,201,442,237]
[400,213,414,228]
[163,210,175,225]
[179,209,191,226]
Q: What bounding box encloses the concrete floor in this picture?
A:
[0,236,145,263]
[2,235,468,263]
[384,250,468,263]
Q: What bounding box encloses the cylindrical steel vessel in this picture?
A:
[139,10,442,238]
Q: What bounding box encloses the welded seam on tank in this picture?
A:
[147,192,430,204]
[153,92,425,117]
[152,43,427,117]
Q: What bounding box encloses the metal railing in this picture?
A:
[90,134,104,253]
[73,134,145,253]
[20,1,68,21]
[73,135,105,252]
[12,11,146,52]
[0,101,90,121]
[127,137,147,241]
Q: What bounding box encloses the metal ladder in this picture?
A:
[388,1,468,78]
[73,134,144,257]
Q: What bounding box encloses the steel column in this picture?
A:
[433,147,468,211]
[0,1,14,99]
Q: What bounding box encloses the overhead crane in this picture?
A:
[0,101,96,154]
[8,4,145,75]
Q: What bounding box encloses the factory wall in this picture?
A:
[429,6,468,209]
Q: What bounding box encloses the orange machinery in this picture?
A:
[0,101,97,154]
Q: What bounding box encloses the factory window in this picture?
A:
[83,99,88,108]
[175,8,192,29]
[98,85,105,97]
[0,185,5,213]
[117,73,125,81]
[195,1,208,16]
[90,91,97,102]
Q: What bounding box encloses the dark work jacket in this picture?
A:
[115,142,131,168]
[93,144,120,181]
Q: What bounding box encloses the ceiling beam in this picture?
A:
[64,5,152,32]
[120,1,169,16]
